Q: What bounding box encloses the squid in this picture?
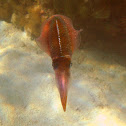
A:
[36,15,82,111]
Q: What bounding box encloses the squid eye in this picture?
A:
[52,62,58,69]
[70,62,72,67]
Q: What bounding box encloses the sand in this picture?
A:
[0,21,126,126]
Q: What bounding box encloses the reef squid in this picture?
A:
[36,15,82,111]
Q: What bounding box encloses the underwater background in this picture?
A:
[0,0,126,126]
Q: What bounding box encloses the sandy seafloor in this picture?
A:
[0,21,126,126]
